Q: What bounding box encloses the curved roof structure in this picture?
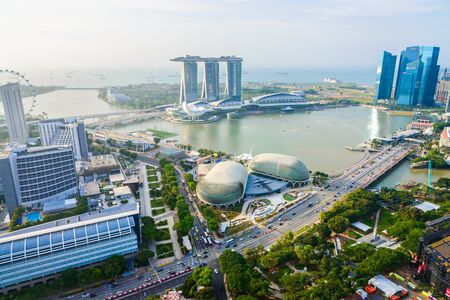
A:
[196,161,248,206]
[251,93,307,105]
[248,153,310,183]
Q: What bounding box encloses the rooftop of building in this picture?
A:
[89,154,119,169]
[0,203,139,243]
[113,186,133,197]
[428,236,450,260]
[84,181,101,197]
[249,153,310,182]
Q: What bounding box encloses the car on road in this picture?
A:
[203,251,208,255]
[233,244,237,248]
[214,269,219,274]
[203,255,208,259]
[315,210,319,213]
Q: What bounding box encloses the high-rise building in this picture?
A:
[38,117,89,160]
[436,68,450,105]
[0,145,78,215]
[201,59,220,101]
[224,56,243,100]
[394,46,440,106]
[171,56,199,103]
[397,60,423,106]
[395,46,420,99]
[0,83,28,144]
[0,203,139,290]
[374,51,397,101]
[417,46,440,106]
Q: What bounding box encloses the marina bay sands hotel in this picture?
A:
[171,55,243,103]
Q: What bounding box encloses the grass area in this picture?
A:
[294,225,309,236]
[361,209,395,233]
[226,221,253,235]
[148,128,177,139]
[150,189,162,197]
[152,208,166,216]
[147,175,158,182]
[146,168,157,176]
[347,230,363,239]
[148,182,160,189]
[151,198,165,208]
[282,193,296,201]
[155,228,171,242]
[156,243,174,259]
[156,220,168,226]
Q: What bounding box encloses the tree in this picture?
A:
[401,228,423,253]
[327,215,349,233]
[295,244,316,266]
[343,243,376,263]
[243,245,266,267]
[59,268,79,288]
[153,136,161,145]
[77,268,102,287]
[141,216,158,245]
[356,248,409,278]
[236,296,257,300]
[280,273,312,300]
[134,250,155,267]
[102,255,127,279]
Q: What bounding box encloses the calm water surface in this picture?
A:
[1,89,447,186]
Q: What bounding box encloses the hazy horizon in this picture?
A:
[1,0,449,73]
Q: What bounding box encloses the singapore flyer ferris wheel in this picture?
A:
[0,69,37,115]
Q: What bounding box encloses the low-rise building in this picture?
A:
[0,203,140,290]
[43,198,77,213]
[440,127,450,147]
[93,130,154,152]
[113,186,133,200]
[85,154,120,176]
[159,148,187,160]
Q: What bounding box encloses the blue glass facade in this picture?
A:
[0,211,139,288]
[374,51,397,100]
[395,46,420,99]
[397,60,423,106]
[394,46,440,106]
[417,46,440,106]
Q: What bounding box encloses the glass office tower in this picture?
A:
[374,51,397,101]
[397,60,423,106]
[394,46,420,99]
[417,46,440,106]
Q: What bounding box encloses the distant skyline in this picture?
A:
[1,0,449,72]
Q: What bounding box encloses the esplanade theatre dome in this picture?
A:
[248,153,310,184]
[196,161,248,207]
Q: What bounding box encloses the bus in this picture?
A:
[225,238,234,246]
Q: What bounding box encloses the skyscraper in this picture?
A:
[394,46,420,99]
[417,46,440,106]
[0,82,28,144]
[436,68,450,104]
[224,56,243,99]
[394,46,440,106]
[397,60,423,106]
[374,51,397,101]
[171,56,199,103]
[201,59,220,101]
[38,117,89,160]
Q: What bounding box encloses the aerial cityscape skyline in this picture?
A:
[0,1,449,299]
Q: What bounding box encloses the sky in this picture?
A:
[1,0,449,72]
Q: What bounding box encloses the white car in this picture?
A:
[214,269,219,274]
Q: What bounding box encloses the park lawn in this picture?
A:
[282,193,296,201]
[156,220,168,226]
[148,182,160,189]
[151,198,165,208]
[152,208,166,216]
[155,228,171,242]
[156,243,174,258]
[146,168,157,176]
[148,129,177,139]
[294,225,309,236]
[361,209,395,233]
[347,230,363,239]
[226,221,252,236]
[147,175,158,182]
